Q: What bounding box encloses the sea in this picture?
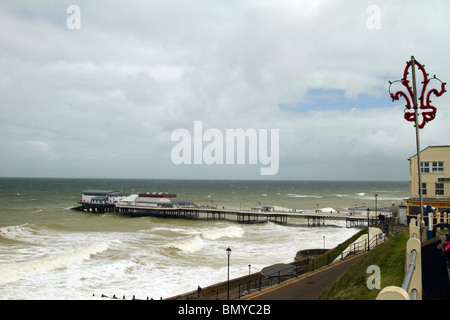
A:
[0,177,409,300]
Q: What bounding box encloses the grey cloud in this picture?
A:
[1,0,449,180]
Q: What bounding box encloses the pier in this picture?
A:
[73,189,384,227]
[114,204,380,227]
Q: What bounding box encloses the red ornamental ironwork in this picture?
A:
[389,58,447,129]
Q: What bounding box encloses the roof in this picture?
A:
[82,190,129,196]
[82,190,115,196]
[108,191,129,197]
[138,192,177,198]
[170,198,195,206]
[121,194,139,202]
[136,196,172,204]
[408,145,450,160]
[135,195,194,205]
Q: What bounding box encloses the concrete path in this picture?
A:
[244,252,365,300]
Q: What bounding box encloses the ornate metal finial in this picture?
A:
[388,57,446,128]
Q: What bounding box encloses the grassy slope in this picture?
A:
[318,231,409,300]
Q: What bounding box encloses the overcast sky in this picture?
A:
[1,0,449,181]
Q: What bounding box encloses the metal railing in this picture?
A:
[402,248,418,300]
[377,216,422,300]
[194,231,387,300]
[424,211,449,239]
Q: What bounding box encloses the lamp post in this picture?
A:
[367,208,370,251]
[389,56,446,240]
[375,194,378,219]
[248,264,251,291]
[226,247,231,300]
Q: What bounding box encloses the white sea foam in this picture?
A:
[284,193,322,199]
[360,195,405,201]
[0,220,363,300]
[0,242,108,285]
[0,223,44,243]
[0,178,410,299]
[201,226,244,240]
[171,235,204,253]
[169,226,245,252]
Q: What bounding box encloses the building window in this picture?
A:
[421,161,444,173]
[432,161,444,173]
[421,162,430,173]
[436,183,444,196]
[419,183,427,195]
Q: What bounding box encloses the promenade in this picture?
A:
[166,250,366,301]
[244,252,365,300]
[166,224,408,301]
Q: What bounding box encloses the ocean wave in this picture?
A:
[0,223,43,242]
[360,195,405,201]
[201,226,244,240]
[284,194,323,199]
[170,235,204,253]
[0,242,108,284]
[169,226,245,253]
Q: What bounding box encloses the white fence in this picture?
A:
[376,216,422,300]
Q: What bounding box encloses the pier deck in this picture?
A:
[114,204,380,227]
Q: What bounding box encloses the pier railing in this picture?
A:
[115,202,383,228]
[376,216,422,300]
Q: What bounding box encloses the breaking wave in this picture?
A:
[284,193,323,199]
[0,223,45,243]
[169,226,245,253]
[201,226,244,240]
[0,242,108,284]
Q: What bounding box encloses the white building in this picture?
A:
[119,192,195,208]
[80,190,129,206]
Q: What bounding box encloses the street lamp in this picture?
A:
[226,247,231,300]
[248,264,251,291]
[367,208,370,251]
[375,194,378,218]
[389,56,446,241]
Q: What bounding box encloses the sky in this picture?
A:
[1,0,450,181]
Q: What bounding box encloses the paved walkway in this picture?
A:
[243,252,365,300]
